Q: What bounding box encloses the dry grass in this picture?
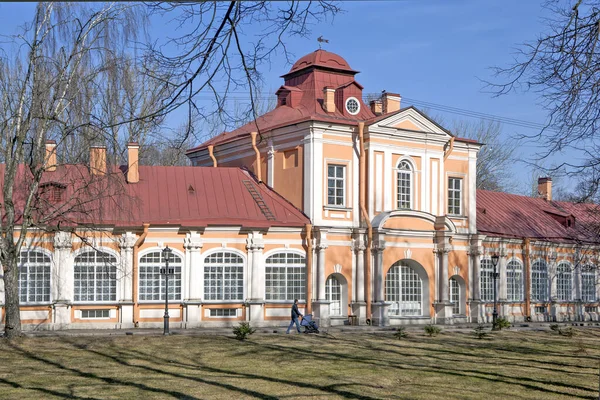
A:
[1,328,600,399]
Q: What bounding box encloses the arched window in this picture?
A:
[449,277,460,315]
[204,252,244,301]
[74,250,117,302]
[18,251,51,303]
[556,261,572,301]
[480,259,494,302]
[506,259,524,302]
[139,251,182,301]
[326,275,342,316]
[531,260,548,302]
[386,262,422,316]
[396,160,413,209]
[265,252,305,301]
[582,265,597,302]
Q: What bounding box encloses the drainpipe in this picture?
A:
[523,237,531,319]
[250,132,262,182]
[358,121,373,322]
[133,224,150,325]
[305,223,313,314]
[443,137,455,161]
[208,145,217,167]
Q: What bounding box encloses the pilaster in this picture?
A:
[53,231,73,327]
[351,232,367,324]
[246,231,265,323]
[314,229,330,327]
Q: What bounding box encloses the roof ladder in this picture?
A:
[242,180,276,221]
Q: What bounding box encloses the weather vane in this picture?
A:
[317,35,329,49]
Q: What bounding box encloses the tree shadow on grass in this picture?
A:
[5,341,202,400]
[0,377,98,400]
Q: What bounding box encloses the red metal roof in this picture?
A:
[0,164,309,229]
[283,49,358,77]
[477,189,600,243]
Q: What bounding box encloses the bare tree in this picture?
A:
[0,3,148,339]
[490,0,600,175]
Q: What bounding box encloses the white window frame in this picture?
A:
[265,251,306,301]
[448,177,463,216]
[386,262,423,317]
[556,261,573,301]
[449,277,460,315]
[326,275,342,316]
[138,249,183,302]
[396,160,413,210]
[18,250,52,304]
[73,249,118,303]
[203,250,245,302]
[480,258,494,302]
[327,164,346,207]
[581,265,597,302]
[506,259,524,302]
[531,260,548,302]
[345,96,361,115]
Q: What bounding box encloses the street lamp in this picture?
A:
[161,246,174,335]
[491,253,500,330]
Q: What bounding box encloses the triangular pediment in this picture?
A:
[372,106,452,137]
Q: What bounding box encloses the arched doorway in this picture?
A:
[385,259,430,317]
[326,273,348,318]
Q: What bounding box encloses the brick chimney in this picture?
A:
[127,142,140,183]
[370,100,382,115]
[382,92,401,114]
[323,86,336,113]
[538,177,552,201]
[45,140,57,172]
[90,145,107,176]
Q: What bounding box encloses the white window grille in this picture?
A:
[326,275,342,316]
[531,261,548,302]
[556,261,573,301]
[449,277,460,315]
[74,251,117,302]
[139,251,182,301]
[581,265,597,302]
[327,164,345,206]
[396,161,412,209]
[265,252,305,301]
[447,177,462,215]
[209,309,237,317]
[18,251,51,304]
[386,262,423,316]
[81,309,110,319]
[203,252,244,301]
[506,260,524,301]
[345,97,361,115]
[480,259,494,302]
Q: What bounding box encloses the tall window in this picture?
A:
[74,251,117,302]
[531,260,548,302]
[556,261,573,301]
[327,164,345,206]
[386,262,423,316]
[449,277,460,315]
[18,251,51,303]
[139,251,182,301]
[265,252,305,301]
[506,259,524,302]
[448,177,462,215]
[326,275,342,316]
[582,265,597,302]
[396,160,412,209]
[480,259,494,302]
[204,252,244,301]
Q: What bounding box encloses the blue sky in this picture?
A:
[0,1,567,194]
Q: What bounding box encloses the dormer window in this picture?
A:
[345,97,360,115]
[39,182,66,203]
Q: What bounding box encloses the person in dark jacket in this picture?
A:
[286,299,303,334]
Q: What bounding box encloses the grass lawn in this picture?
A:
[1,327,600,399]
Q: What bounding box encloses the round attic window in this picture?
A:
[345,97,360,115]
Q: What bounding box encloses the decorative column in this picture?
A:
[267,140,275,187]
[118,232,137,329]
[184,231,203,327]
[53,231,73,328]
[351,231,367,324]
[498,243,508,317]
[549,251,559,322]
[313,229,330,327]
[468,236,485,323]
[245,231,265,324]
[370,239,389,326]
[433,232,454,324]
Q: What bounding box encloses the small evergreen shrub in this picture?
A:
[233,322,256,340]
[493,317,511,331]
[424,324,441,337]
[473,324,488,339]
[559,326,576,337]
[394,326,408,339]
[550,323,560,332]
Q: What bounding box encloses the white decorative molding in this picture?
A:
[404,249,412,259]
[453,266,460,276]
[334,263,342,274]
